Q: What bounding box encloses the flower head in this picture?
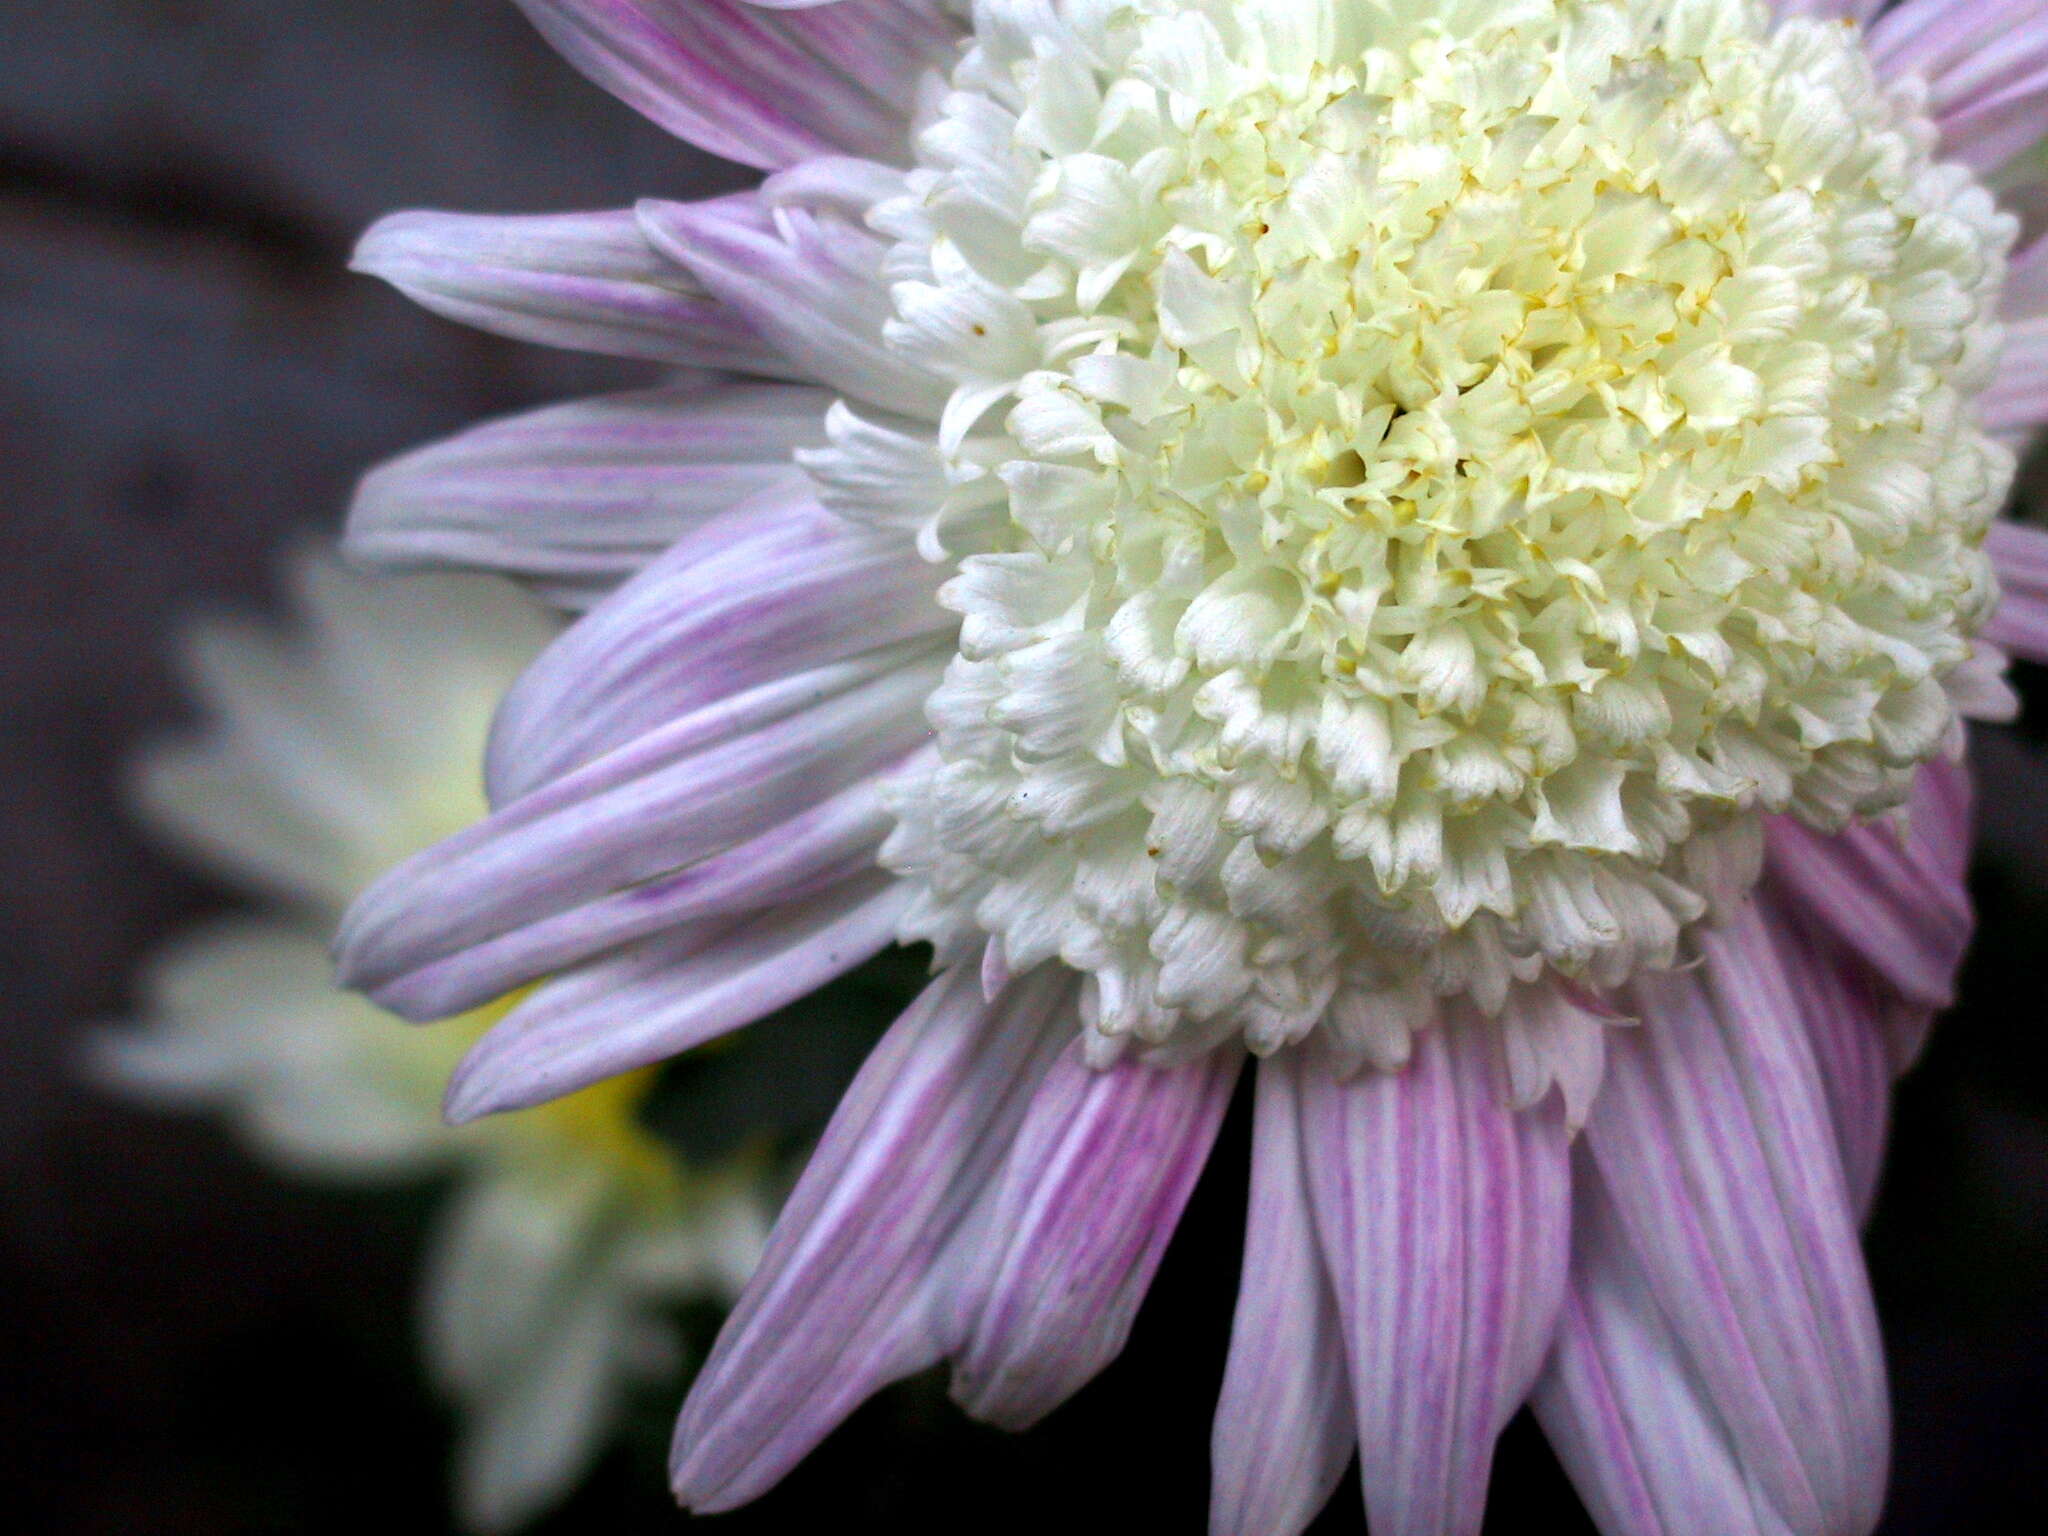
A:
[338,1,2048,1532]
[871,0,2012,1063]
[96,551,770,1532]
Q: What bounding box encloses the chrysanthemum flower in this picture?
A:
[338,0,2048,1529]
[96,552,771,1532]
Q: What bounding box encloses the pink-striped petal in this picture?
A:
[1762,760,1975,1013]
[670,966,1074,1513]
[2003,235,2048,319]
[1938,65,2048,172]
[443,871,912,1119]
[1866,0,2045,87]
[1865,0,2048,169]
[1761,756,1972,1081]
[333,485,951,1020]
[1756,892,1894,1220]
[348,384,828,608]
[1920,12,2048,117]
[1294,1017,1572,1536]
[338,653,934,1017]
[1986,518,2048,662]
[351,207,788,369]
[511,0,961,171]
[1769,0,1881,22]
[1982,316,2048,440]
[1534,1166,1798,1536]
[946,1042,1240,1429]
[1589,906,1889,1536]
[342,763,908,1022]
[1868,0,2038,77]
[1210,1060,1355,1536]
[637,193,949,420]
[484,484,949,801]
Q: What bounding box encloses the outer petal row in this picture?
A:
[333,487,955,1114]
[669,966,1238,1511]
[1534,902,1892,1536]
[351,207,794,372]
[511,0,961,170]
[1211,1020,1574,1536]
[350,383,828,609]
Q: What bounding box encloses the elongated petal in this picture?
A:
[946,1042,1240,1428]
[1210,1060,1355,1536]
[1761,753,1966,1073]
[2005,235,2048,322]
[671,966,1075,1513]
[485,484,949,801]
[348,763,905,1020]
[1939,64,2048,172]
[1986,518,2048,661]
[638,194,948,419]
[1864,0,2048,171]
[348,384,829,608]
[1756,892,1893,1219]
[511,0,960,170]
[339,654,938,1018]
[1762,762,1974,1013]
[1295,1017,1572,1536]
[1769,0,1880,21]
[1981,316,2048,441]
[1867,0,2048,96]
[1589,906,1888,1536]
[1762,756,1971,1080]
[444,872,912,1119]
[1534,1166,1797,1536]
[352,207,788,368]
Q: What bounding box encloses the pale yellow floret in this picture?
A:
[834,0,2014,1067]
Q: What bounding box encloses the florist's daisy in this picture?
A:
[96,551,770,1533]
[338,0,2048,1530]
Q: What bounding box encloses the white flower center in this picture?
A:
[813,0,2014,1066]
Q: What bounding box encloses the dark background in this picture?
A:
[4,4,2047,1532]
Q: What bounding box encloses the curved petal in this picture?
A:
[1986,519,2048,662]
[1864,0,2048,169]
[352,207,791,369]
[443,871,913,1119]
[1756,892,1893,1220]
[511,0,961,171]
[1768,0,1881,21]
[348,384,829,608]
[670,966,1075,1513]
[2003,234,2048,320]
[1210,1059,1355,1536]
[1761,765,1974,1013]
[945,1042,1240,1429]
[484,484,949,802]
[1294,1016,1572,1536]
[1769,757,1974,1081]
[1867,0,2048,94]
[1937,66,2048,172]
[1589,906,1889,1536]
[344,757,910,1022]
[638,194,948,420]
[1980,317,2048,439]
[1766,756,1973,1078]
[1534,1164,1798,1536]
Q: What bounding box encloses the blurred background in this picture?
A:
[4,3,2048,1532]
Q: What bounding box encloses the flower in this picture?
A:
[95,550,771,1533]
[336,0,2048,1531]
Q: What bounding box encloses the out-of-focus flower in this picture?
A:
[335,1,2048,1531]
[95,551,770,1532]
